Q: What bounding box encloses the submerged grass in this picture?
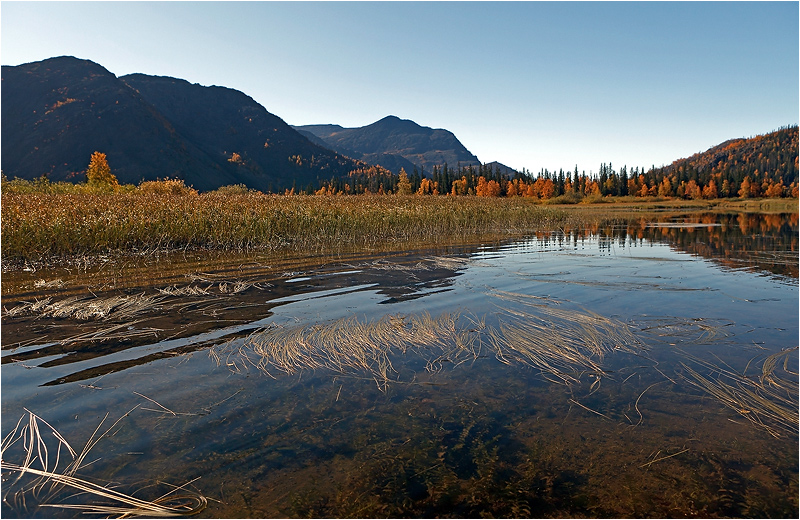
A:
[1,193,566,265]
[215,297,642,390]
[679,347,799,438]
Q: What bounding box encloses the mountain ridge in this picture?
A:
[1,56,364,192]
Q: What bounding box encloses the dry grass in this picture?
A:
[3,293,164,321]
[487,291,643,384]
[1,409,207,517]
[214,312,479,389]
[1,192,566,265]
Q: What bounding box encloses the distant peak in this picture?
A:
[30,55,110,71]
[370,115,426,132]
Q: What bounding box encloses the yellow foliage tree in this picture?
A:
[86,151,119,189]
[396,168,412,195]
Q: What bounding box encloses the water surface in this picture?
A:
[2,211,797,518]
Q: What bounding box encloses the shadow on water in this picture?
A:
[2,211,797,518]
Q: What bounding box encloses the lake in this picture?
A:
[2,210,797,518]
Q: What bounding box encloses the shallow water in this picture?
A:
[2,211,798,518]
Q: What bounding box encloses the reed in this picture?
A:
[1,192,566,265]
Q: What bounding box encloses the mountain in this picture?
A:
[483,161,518,176]
[1,56,363,192]
[1,56,226,187]
[294,115,481,174]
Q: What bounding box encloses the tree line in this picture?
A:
[312,126,798,199]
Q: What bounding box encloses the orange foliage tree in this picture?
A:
[85,151,119,189]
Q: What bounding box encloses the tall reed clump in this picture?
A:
[1,191,567,264]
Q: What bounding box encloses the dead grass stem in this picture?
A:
[1,409,207,517]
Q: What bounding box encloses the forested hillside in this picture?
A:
[649,126,797,198]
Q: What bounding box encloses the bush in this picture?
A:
[137,178,198,196]
[210,183,257,195]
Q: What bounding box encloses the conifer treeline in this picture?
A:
[312,126,798,199]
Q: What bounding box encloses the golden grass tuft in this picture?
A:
[3,293,164,321]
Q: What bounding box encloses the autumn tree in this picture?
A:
[450,176,469,196]
[396,168,412,195]
[702,179,718,199]
[658,177,673,197]
[86,151,119,189]
[738,177,752,198]
[764,179,785,198]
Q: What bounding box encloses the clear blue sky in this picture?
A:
[2,1,797,174]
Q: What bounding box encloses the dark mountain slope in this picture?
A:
[295,124,418,175]
[295,128,337,149]
[121,74,361,191]
[294,115,480,174]
[2,57,364,192]
[1,56,227,187]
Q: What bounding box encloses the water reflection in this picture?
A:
[2,213,797,387]
[567,212,798,279]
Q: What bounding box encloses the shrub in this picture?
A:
[137,178,198,196]
[211,183,256,195]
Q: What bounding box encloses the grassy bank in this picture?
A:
[2,189,797,267]
[1,193,567,266]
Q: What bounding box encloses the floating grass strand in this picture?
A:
[214,312,482,388]
[679,352,798,438]
[3,293,165,321]
[1,409,207,517]
[488,294,643,384]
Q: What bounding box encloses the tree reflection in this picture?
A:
[562,213,798,279]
